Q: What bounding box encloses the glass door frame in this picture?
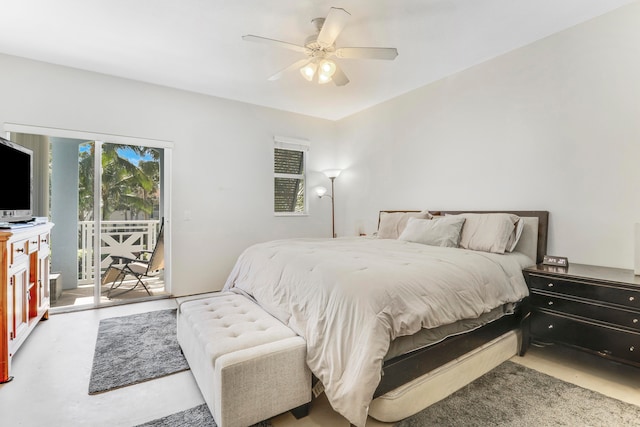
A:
[4,123,173,309]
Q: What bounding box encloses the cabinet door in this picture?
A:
[38,231,50,311]
[38,252,50,311]
[10,264,29,341]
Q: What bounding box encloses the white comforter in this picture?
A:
[223,237,532,426]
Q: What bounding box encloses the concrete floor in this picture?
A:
[1,297,639,426]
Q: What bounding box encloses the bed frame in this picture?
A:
[373,210,549,398]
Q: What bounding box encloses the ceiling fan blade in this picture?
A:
[317,7,351,48]
[242,35,307,54]
[335,47,398,60]
[267,58,311,81]
[331,64,349,86]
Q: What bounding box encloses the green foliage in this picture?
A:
[78,143,160,221]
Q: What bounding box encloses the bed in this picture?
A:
[223,210,548,426]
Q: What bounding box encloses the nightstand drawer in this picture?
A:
[531,311,640,366]
[528,274,640,310]
[530,292,640,331]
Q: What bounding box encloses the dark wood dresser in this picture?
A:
[523,263,640,368]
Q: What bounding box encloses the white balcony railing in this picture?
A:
[78,220,161,285]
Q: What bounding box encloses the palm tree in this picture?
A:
[78,142,160,220]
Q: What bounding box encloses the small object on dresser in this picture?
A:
[542,255,569,268]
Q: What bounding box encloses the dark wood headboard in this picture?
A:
[378,210,549,264]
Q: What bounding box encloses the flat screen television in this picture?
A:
[0,136,33,223]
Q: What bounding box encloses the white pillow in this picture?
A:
[455,213,520,254]
[506,218,525,252]
[378,210,432,239]
[398,216,466,247]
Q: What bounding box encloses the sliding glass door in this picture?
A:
[7,129,171,311]
[94,142,167,303]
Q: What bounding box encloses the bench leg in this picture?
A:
[290,402,310,419]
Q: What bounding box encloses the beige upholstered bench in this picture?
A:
[177,293,311,427]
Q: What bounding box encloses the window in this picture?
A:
[273,136,309,214]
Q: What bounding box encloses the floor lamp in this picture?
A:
[315,169,341,238]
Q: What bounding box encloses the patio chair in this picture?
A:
[102,220,165,298]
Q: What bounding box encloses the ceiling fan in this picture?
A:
[242,7,398,86]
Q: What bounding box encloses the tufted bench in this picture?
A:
[177,292,311,427]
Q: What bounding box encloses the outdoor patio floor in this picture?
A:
[51,277,169,310]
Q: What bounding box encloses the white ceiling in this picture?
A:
[0,0,634,120]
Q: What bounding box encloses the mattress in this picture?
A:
[385,303,514,361]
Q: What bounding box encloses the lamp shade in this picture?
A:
[300,61,318,82]
[323,169,342,179]
[317,73,332,84]
[317,59,337,84]
[319,59,337,77]
[315,186,328,197]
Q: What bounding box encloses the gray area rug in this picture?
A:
[397,360,640,426]
[88,308,189,394]
[135,404,271,427]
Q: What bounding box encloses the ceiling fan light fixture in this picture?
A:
[315,59,336,84]
[244,7,397,86]
[317,73,332,84]
[319,59,336,77]
[300,62,317,81]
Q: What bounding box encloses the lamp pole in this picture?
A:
[317,169,341,239]
[330,176,336,238]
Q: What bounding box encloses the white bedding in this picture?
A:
[223,237,533,426]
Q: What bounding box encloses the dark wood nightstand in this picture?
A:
[522,263,640,368]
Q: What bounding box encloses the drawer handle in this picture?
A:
[631,346,635,352]
[548,301,554,306]
[547,283,554,288]
[630,296,635,302]
[634,319,638,324]
[548,324,554,329]
[16,248,24,253]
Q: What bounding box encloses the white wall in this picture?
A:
[0,53,338,295]
[335,3,640,269]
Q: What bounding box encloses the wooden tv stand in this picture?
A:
[0,222,54,383]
